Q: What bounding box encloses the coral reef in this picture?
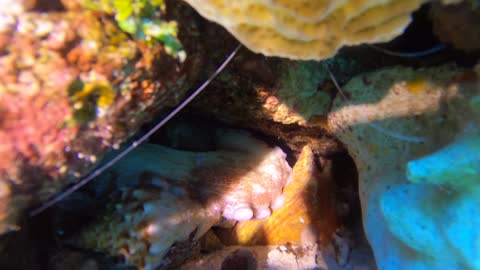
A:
[3,0,479,269]
[0,0,203,233]
[183,0,427,60]
[327,64,480,269]
[179,245,319,270]
[66,128,292,269]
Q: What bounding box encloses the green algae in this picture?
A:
[83,0,186,62]
[67,79,116,125]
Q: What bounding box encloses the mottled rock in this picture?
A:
[328,64,480,269]
[180,243,375,270]
[191,53,352,158]
[430,1,480,52]
[0,0,203,233]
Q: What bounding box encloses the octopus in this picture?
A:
[64,127,292,270]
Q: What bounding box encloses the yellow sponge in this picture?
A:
[184,0,427,60]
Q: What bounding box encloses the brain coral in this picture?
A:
[184,0,427,60]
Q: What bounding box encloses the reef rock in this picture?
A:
[179,245,318,270]
[180,241,375,270]
[328,64,480,269]
[0,0,203,233]
[430,1,480,52]
[66,128,292,270]
[191,54,355,159]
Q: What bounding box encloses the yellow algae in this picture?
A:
[405,78,431,94]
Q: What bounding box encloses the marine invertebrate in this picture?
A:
[67,128,292,269]
[183,0,427,60]
[225,145,337,246]
[327,64,480,269]
[29,44,241,217]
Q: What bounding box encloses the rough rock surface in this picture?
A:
[328,64,480,269]
[191,53,359,157]
[180,243,375,270]
[0,0,203,233]
[430,1,480,52]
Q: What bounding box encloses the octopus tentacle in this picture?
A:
[67,128,292,270]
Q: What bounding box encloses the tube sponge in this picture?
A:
[183,0,427,60]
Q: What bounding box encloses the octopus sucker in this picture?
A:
[65,128,292,269]
[223,145,338,246]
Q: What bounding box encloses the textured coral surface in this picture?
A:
[184,0,427,59]
[328,65,480,269]
[0,0,202,233]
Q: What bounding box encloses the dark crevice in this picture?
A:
[33,0,65,12]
